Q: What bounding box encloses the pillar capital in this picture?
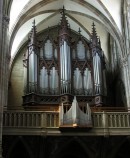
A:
[2,15,9,27]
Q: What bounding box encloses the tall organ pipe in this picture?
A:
[28,50,38,92]
[93,53,102,94]
[60,41,71,94]
[27,20,38,93]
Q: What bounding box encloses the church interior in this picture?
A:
[0,0,130,158]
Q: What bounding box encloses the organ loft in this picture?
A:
[1,2,130,158]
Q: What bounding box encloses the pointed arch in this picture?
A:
[111,137,130,158]
[53,137,92,158]
[6,136,34,158]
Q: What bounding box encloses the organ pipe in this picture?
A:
[93,53,102,94]
[40,67,48,94]
[27,20,38,93]
[60,41,71,94]
[91,22,104,95]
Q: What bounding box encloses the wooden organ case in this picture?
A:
[22,8,107,112]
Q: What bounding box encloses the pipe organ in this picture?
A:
[23,8,107,110]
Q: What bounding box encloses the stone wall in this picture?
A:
[8,48,25,110]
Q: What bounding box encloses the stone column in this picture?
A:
[0,0,4,157]
[123,0,130,56]
[127,0,130,41]
[121,59,130,109]
[0,0,10,157]
[2,15,10,111]
[121,0,130,110]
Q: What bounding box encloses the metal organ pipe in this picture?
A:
[67,43,71,93]
[29,50,38,92]
[40,67,48,94]
[23,65,27,93]
[49,67,58,94]
[60,41,71,94]
[64,41,67,81]
[60,45,63,93]
[98,54,102,93]
[40,48,43,58]
[64,41,67,93]
[94,55,97,88]
[73,68,84,95]
[84,69,92,95]
[93,53,102,94]
[60,47,62,86]
[93,54,97,93]
[61,44,64,93]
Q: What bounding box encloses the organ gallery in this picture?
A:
[1,1,130,158]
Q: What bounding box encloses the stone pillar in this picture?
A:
[2,15,10,111]
[0,0,4,157]
[120,0,130,109]
[0,0,10,157]
[127,0,130,41]
[121,59,130,109]
[123,0,130,56]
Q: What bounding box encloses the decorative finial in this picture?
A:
[32,19,35,27]
[60,5,69,29]
[59,5,71,43]
[92,22,95,28]
[78,27,81,35]
[60,6,65,16]
[98,37,101,46]
[29,19,37,45]
[47,26,50,34]
[63,6,65,14]
[91,22,97,37]
[91,22,99,46]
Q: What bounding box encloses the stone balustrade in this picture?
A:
[3,111,59,128]
[92,112,130,128]
[2,111,130,136]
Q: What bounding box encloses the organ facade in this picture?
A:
[23,7,107,110]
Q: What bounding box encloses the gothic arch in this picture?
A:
[9,0,124,62]
[52,137,92,158]
[113,137,130,158]
[6,136,34,158]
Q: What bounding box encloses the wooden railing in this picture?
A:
[3,111,130,135]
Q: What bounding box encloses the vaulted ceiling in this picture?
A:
[9,0,123,61]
